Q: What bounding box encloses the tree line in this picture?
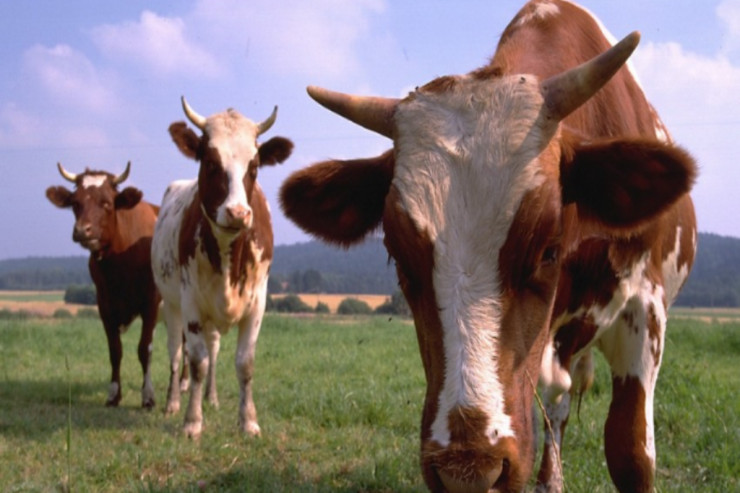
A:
[1,233,739,307]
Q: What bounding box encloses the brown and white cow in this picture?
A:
[46,162,161,408]
[279,1,697,491]
[152,97,292,438]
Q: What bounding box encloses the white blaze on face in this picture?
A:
[393,74,552,446]
[81,174,107,189]
[204,112,260,228]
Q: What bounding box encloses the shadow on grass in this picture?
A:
[0,377,159,439]
[142,461,426,493]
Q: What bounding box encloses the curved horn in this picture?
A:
[542,31,641,121]
[307,86,398,138]
[57,162,78,183]
[181,96,207,130]
[257,105,278,136]
[112,161,131,186]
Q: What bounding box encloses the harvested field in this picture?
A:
[0,290,93,317]
[271,293,390,313]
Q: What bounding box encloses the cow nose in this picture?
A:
[73,223,92,241]
[225,205,252,228]
[437,461,503,493]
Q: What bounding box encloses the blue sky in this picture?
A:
[1,0,738,259]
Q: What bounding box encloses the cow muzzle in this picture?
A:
[73,223,101,251]
[423,435,521,493]
[224,204,252,230]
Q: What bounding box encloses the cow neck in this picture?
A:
[197,202,249,279]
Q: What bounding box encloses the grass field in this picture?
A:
[0,309,738,492]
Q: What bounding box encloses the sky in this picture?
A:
[1,0,739,260]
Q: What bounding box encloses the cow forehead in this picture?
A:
[81,174,108,189]
[204,110,259,165]
[392,73,553,242]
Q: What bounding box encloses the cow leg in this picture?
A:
[102,321,123,407]
[163,301,184,416]
[204,327,221,408]
[235,285,266,436]
[182,318,209,439]
[597,298,665,493]
[179,335,190,392]
[138,307,158,410]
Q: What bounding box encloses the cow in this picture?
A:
[46,162,161,409]
[279,1,697,491]
[152,97,293,438]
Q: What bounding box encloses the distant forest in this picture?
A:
[0,232,738,307]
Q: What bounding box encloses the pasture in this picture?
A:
[0,307,738,491]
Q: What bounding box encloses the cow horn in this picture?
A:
[112,161,131,186]
[257,106,278,136]
[57,162,77,183]
[181,96,207,130]
[542,31,641,121]
[307,86,398,138]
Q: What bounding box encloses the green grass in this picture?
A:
[0,314,738,492]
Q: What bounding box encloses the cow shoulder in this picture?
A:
[279,149,395,246]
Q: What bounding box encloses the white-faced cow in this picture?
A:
[46,162,161,409]
[279,1,696,491]
[152,97,292,438]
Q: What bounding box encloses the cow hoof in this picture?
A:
[184,421,202,439]
[142,398,156,410]
[164,402,180,416]
[106,382,121,407]
[243,422,261,437]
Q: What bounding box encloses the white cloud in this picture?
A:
[22,44,118,113]
[717,0,740,57]
[91,10,222,78]
[0,103,42,147]
[633,42,740,121]
[632,33,740,236]
[191,0,386,80]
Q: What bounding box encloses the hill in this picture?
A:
[0,233,739,306]
[270,236,397,294]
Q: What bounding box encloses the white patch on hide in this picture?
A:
[516,0,560,27]
[81,174,106,188]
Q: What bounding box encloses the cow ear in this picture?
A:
[259,137,294,166]
[169,121,200,160]
[561,138,696,232]
[280,150,395,247]
[114,187,143,210]
[46,186,73,208]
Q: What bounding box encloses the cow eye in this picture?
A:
[541,245,559,265]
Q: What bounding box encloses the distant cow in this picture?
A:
[152,97,293,438]
[280,1,696,491]
[46,162,161,408]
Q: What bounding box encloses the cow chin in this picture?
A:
[75,237,103,253]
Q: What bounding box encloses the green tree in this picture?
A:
[337,298,372,315]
